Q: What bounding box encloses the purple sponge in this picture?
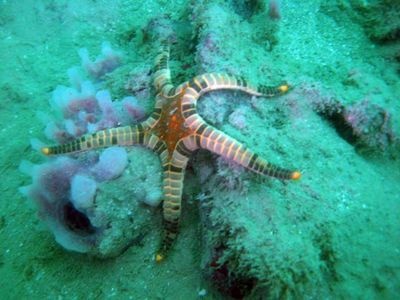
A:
[122,96,146,121]
[19,158,96,253]
[70,174,97,212]
[20,43,151,256]
[79,42,122,79]
[91,147,128,181]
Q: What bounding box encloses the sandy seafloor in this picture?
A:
[0,0,399,299]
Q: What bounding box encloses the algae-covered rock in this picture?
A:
[321,0,400,43]
[199,181,339,298]
[85,147,162,257]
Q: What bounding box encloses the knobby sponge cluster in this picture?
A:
[20,43,162,257]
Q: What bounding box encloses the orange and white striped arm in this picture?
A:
[156,136,198,262]
[141,133,169,163]
[180,73,290,131]
[156,162,185,262]
[182,73,290,100]
[41,124,151,156]
[193,123,301,180]
[152,43,174,96]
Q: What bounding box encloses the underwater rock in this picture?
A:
[298,85,397,153]
[207,247,256,299]
[197,171,339,299]
[228,106,248,130]
[142,15,177,44]
[350,1,400,43]
[124,67,152,102]
[320,1,400,43]
[343,100,397,151]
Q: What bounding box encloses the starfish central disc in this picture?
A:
[153,91,193,156]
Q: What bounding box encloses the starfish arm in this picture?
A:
[195,124,300,180]
[153,43,174,95]
[184,73,290,99]
[156,143,192,262]
[141,106,162,129]
[41,124,150,156]
[141,133,169,163]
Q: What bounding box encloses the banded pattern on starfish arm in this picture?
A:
[41,44,301,262]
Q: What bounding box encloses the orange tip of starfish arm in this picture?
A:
[291,171,301,180]
[155,253,164,263]
[41,147,51,155]
[278,84,290,93]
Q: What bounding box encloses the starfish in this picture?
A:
[41,44,301,262]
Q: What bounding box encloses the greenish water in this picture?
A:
[0,1,399,299]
